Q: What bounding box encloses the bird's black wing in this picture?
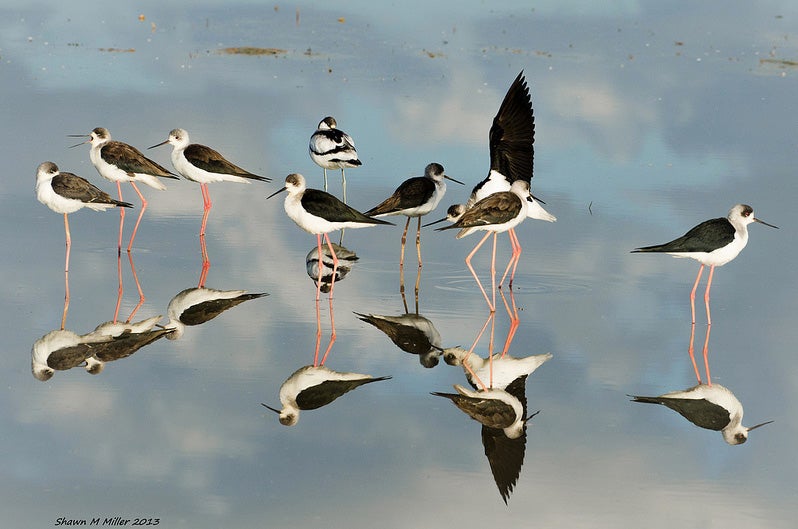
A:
[633,217,734,253]
[631,395,730,431]
[180,293,268,326]
[295,376,392,410]
[451,192,523,229]
[184,144,269,181]
[52,173,132,207]
[489,71,535,183]
[301,189,392,225]
[365,177,434,216]
[102,141,178,178]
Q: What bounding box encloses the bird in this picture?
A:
[632,204,777,324]
[630,384,773,445]
[70,127,179,252]
[355,312,443,368]
[305,243,358,294]
[435,179,530,311]
[432,384,539,440]
[309,116,362,202]
[35,161,133,266]
[31,328,117,381]
[165,287,268,340]
[81,315,175,373]
[364,163,464,269]
[262,365,391,426]
[444,347,552,390]
[148,128,271,236]
[267,173,393,299]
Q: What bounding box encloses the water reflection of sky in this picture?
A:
[3,1,798,528]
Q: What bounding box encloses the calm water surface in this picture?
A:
[2,1,797,528]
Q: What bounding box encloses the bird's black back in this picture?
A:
[302,189,392,224]
[633,217,735,254]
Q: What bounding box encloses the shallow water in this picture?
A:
[3,1,798,528]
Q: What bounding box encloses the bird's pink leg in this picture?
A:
[116,182,125,252]
[490,233,498,312]
[198,234,211,287]
[498,288,520,358]
[487,307,496,388]
[704,265,715,326]
[416,217,423,269]
[126,182,148,252]
[324,233,340,300]
[465,232,495,312]
[686,323,702,384]
[689,264,705,324]
[499,228,522,288]
[313,297,322,366]
[314,234,324,301]
[399,217,410,271]
[61,214,71,330]
[319,296,337,366]
[702,322,712,386]
[199,183,212,237]
[113,250,124,323]
[126,251,146,322]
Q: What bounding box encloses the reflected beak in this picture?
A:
[754,218,778,229]
[422,216,448,228]
[444,174,465,185]
[261,403,281,414]
[747,420,774,431]
[148,139,170,149]
[523,409,542,423]
[266,187,287,200]
[67,134,90,148]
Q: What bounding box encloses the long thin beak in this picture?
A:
[67,134,90,148]
[754,218,779,229]
[261,403,280,414]
[148,139,170,150]
[266,187,287,200]
[747,420,774,431]
[423,216,448,228]
[444,174,465,185]
[523,409,542,423]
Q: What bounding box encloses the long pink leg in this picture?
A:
[487,306,496,388]
[324,233,340,299]
[465,232,494,312]
[313,297,322,366]
[199,183,212,237]
[702,322,712,386]
[126,251,146,322]
[499,228,522,288]
[319,295,337,366]
[315,235,324,301]
[61,214,71,330]
[127,182,148,252]
[686,323,702,384]
[399,217,410,270]
[498,288,520,358]
[689,264,705,324]
[416,217,423,269]
[704,265,715,326]
[490,233,497,312]
[116,182,125,252]
[198,235,211,288]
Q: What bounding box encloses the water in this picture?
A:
[3,1,797,527]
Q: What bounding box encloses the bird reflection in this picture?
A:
[81,315,175,373]
[305,243,358,294]
[630,384,773,445]
[263,298,391,426]
[355,311,443,368]
[31,329,112,381]
[113,250,147,325]
[165,287,268,340]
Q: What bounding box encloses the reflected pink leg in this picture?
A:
[127,182,148,252]
[689,264,705,324]
[460,312,495,391]
[313,297,322,366]
[702,323,712,386]
[465,232,494,312]
[319,296,337,366]
[113,250,124,323]
[498,288,520,358]
[490,233,497,313]
[686,323,702,384]
[704,265,715,326]
[126,252,146,322]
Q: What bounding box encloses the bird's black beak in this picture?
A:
[261,403,280,414]
[747,420,774,431]
[523,410,542,423]
[266,187,287,200]
[444,175,465,185]
[754,218,779,229]
[67,134,90,148]
[423,216,448,228]
[148,139,170,150]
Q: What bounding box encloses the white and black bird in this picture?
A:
[435,179,530,311]
[305,243,358,294]
[262,365,391,426]
[35,161,132,272]
[309,116,362,201]
[364,163,464,268]
[355,312,443,368]
[165,287,268,340]
[432,383,539,440]
[633,204,777,324]
[444,347,552,390]
[70,127,179,251]
[149,128,270,236]
[268,173,392,299]
[630,384,773,445]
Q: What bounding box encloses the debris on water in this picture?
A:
[217,47,287,56]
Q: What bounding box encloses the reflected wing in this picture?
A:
[180,293,267,326]
[93,328,175,362]
[295,376,392,410]
[46,344,97,370]
[432,392,516,429]
[355,313,434,355]
[482,424,526,504]
[631,396,730,431]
